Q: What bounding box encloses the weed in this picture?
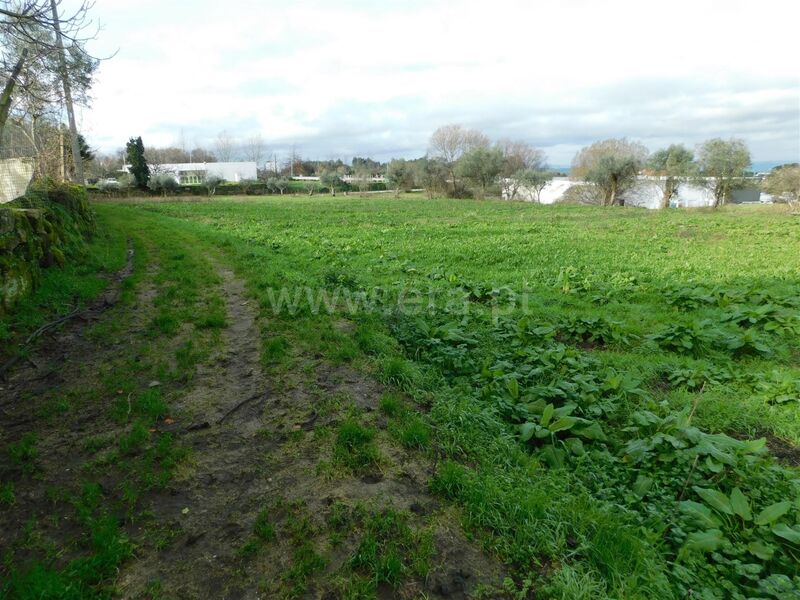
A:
[333,419,380,472]
[7,433,38,475]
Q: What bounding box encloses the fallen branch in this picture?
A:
[0,305,82,381]
[217,392,265,424]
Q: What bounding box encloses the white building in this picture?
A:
[123,161,257,184]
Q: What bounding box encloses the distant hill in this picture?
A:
[751,160,796,173]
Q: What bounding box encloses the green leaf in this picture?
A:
[632,475,653,498]
[679,500,722,529]
[739,438,767,454]
[746,540,775,560]
[730,487,752,521]
[563,437,584,456]
[683,529,724,553]
[573,421,607,441]
[520,423,536,443]
[693,487,734,516]
[506,377,520,400]
[540,403,555,428]
[754,501,792,526]
[772,523,800,544]
[549,416,576,433]
[540,445,566,469]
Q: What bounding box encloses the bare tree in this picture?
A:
[214,130,235,162]
[0,1,101,181]
[498,140,547,200]
[242,133,266,167]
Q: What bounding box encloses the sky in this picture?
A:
[76,0,800,166]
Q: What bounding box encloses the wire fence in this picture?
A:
[0,156,36,204]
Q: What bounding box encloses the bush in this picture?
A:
[147,174,180,196]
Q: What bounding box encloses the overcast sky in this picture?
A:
[79,0,800,166]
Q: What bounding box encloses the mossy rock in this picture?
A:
[1,181,95,311]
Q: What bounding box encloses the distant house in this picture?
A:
[123,161,257,184]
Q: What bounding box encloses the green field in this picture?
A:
[2,196,799,599]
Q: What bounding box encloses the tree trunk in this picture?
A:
[608,178,618,206]
[0,49,28,152]
[661,178,674,209]
[50,0,84,184]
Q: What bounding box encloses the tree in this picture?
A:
[413,157,449,199]
[125,136,149,190]
[762,164,800,208]
[353,166,372,197]
[266,176,289,195]
[189,147,216,162]
[243,134,266,166]
[516,168,554,203]
[571,138,648,206]
[455,146,504,199]
[386,158,414,197]
[320,170,343,196]
[214,130,235,162]
[148,173,178,197]
[62,129,93,178]
[0,1,99,166]
[498,139,546,175]
[304,179,319,196]
[648,144,696,209]
[203,175,222,197]
[429,124,490,196]
[696,138,751,207]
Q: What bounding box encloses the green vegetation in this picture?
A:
[2,195,798,598]
[110,196,798,598]
[333,418,381,472]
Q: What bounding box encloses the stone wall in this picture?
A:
[0,181,95,311]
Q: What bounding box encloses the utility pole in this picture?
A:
[50,0,84,184]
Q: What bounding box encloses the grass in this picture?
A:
[2,195,799,598]
[0,203,228,598]
[333,418,381,472]
[110,196,797,599]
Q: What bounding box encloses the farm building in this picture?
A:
[122,161,257,184]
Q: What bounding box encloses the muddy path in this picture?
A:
[1,240,512,599]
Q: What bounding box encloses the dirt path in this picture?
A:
[1,243,512,599]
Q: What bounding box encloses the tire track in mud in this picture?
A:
[1,240,511,599]
[119,261,511,599]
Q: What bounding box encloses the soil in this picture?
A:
[0,248,513,599]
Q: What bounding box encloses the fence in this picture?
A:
[0,158,35,203]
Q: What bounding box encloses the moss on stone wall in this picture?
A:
[0,181,95,311]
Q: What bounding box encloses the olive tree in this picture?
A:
[648,144,696,209]
[516,168,554,203]
[429,124,489,196]
[762,164,800,208]
[320,170,343,196]
[571,138,648,206]
[455,146,504,200]
[386,158,414,197]
[696,138,751,207]
[413,157,449,199]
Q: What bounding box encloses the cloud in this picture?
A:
[79,0,800,165]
